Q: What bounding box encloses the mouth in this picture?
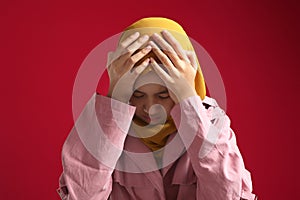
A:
[142,114,164,124]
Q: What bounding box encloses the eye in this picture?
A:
[158,93,170,99]
[133,92,144,98]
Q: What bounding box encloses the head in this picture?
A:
[129,69,174,125]
[130,83,175,125]
[120,17,206,97]
[123,17,206,124]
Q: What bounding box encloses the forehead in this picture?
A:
[134,70,165,90]
[134,83,168,94]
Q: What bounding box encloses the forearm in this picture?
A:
[171,96,256,200]
[58,94,136,199]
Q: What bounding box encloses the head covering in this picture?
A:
[120,17,206,100]
[133,69,165,91]
[122,17,206,155]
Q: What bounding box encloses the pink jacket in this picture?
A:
[58,94,257,200]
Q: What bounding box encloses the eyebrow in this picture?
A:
[156,90,169,95]
[134,90,169,95]
[133,90,145,94]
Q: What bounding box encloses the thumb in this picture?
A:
[107,51,115,67]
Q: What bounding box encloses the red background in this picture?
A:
[1,0,299,199]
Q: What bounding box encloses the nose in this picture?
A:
[143,98,155,113]
[143,98,164,115]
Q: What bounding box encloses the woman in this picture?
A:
[58,17,257,200]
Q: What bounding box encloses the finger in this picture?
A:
[149,41,175,72]
[151,33,180,64]
[126,34,149,55]
[150,57,172,83]
[161,30,189,61]
[186,51,198,70]
[128,45,152,67]
[131,58,150,77]
[119,32,140,49]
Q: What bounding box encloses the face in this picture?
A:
[130,84,175,125]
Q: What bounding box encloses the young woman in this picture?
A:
[58,17,257,200]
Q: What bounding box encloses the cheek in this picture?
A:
[129,97,139,107]
[129,99,143,114]
[161,101,175,115]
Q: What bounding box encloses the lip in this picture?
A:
[142,114,163,124]
[142,115,151,123]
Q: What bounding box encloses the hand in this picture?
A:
[149,30,198,104]
[107,32,152,103]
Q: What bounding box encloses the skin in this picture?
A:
[107,30,198,122]
[107,32,152,102]
[149,31,197,104]
[129,84,175,125]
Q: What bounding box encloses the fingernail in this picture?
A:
[162,30,169,34]
[153,33,159,37]
[145,45,151,50]
[142,35,149,40]
[148,41,156,47]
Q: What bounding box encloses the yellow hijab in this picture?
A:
[121,17,206,152]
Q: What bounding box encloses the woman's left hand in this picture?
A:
[150,30,198,104]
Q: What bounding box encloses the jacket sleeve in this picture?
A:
[57,94,136,200]
[170,95,257,200]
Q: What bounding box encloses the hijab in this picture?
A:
[120,17,206,152]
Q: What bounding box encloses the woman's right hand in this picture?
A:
[107,32,152,103]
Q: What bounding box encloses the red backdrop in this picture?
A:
[1,0,299,199]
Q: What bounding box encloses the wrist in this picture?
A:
[175,89,197,104]
[109,89,132,103]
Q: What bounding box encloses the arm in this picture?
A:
[150,30,256,199]
[58,31,153,199]
[57,94,135,200]
[171,95,257,200]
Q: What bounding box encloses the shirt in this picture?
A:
[58,94,257,200]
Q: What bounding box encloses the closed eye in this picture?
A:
[132,91,145,98]
[158,94,170,99]
[157,90,170,99]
